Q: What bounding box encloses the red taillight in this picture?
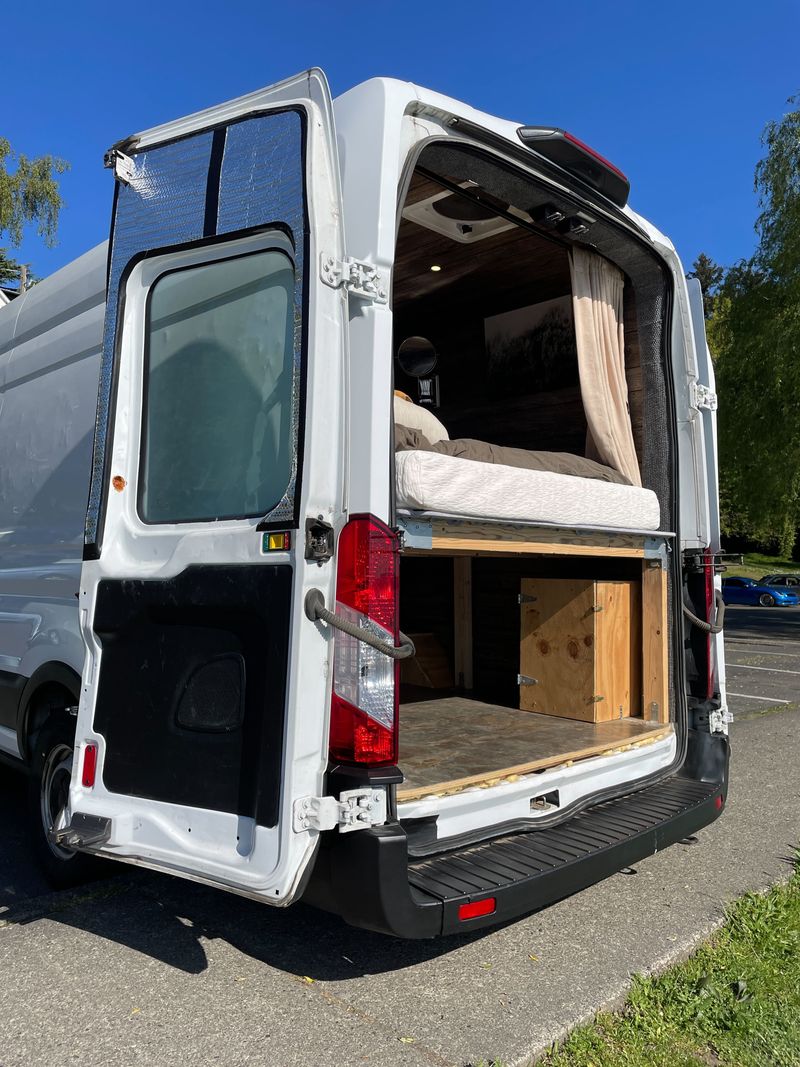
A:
[329,515,399,766]
[335,514,397,631]
[715,794,724,811]
[81,743,98,788]
[458,897,496,921]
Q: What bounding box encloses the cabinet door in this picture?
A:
[594,580,640,721]
[520,578,597,720]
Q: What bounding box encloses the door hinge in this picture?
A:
[293,788,388,834]
[517,673,538,686]
[709,707,734,735]
[689,381,718,412]
[320,254,389,304]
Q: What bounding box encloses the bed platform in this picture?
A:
[397,696,672,800]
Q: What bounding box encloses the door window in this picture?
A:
[140,249,295,523]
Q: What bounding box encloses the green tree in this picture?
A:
[0,137,69,248]
[714,95,800,555]
[0,248,21,286]
[687,252,724,318]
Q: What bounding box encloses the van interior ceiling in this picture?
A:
[391,146,676,808]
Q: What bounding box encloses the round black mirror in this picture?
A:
[397,337,438,379]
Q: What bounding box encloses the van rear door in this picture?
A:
[67,70,347,903]
[680,277,721,552]
[679,276,727,711]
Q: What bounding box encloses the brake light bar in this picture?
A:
[517,126,630,208]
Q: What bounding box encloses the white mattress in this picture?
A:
[395,450,662,531]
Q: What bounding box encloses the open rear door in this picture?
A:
[66,70,347,903]
[681,277,727,714]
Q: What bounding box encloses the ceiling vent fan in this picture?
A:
[402,181,517,244]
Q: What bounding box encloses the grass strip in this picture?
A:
[541,858,800,1067]
[726,552,800,580]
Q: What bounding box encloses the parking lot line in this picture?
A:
[725,639,800,650]
[725,647,800,659]
[725,663,800,675]
[727,692,791,704]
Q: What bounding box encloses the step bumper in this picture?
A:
[308,768,727,938]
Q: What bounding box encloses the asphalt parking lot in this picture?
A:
[0,605,798,1067]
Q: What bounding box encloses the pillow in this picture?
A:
[393,396,449,444]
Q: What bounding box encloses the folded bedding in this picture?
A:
[395,425,629,484]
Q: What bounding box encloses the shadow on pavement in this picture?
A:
[724,604,800,642]
[0,770,54,907]
[0,765,489,980]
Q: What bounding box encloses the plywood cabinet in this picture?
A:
[519,577,643,722]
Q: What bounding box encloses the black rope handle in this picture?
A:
[682,589,726,635]
[305,589,416,660]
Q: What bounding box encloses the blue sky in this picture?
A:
[4,1,798,280]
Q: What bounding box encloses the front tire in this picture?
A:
[759,592,776,607]
[27,718,103,888]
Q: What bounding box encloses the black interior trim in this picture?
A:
[203,127,227,238]
[92,564,291,825]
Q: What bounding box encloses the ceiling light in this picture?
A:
[430,264,442,272]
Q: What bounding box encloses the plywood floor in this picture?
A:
[398,696,671,800]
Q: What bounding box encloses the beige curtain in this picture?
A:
[569,246,641,487]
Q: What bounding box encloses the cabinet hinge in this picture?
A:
[689,381,718,412]
[293,788,388,834]
[320,254,388,303]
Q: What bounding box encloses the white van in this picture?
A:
[0,70,729,936]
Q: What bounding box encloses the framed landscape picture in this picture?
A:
[484,295,577,395]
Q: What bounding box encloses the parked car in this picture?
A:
[721,576,800,606]
[759,573,800,587]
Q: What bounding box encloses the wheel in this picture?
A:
[759,592,776,607]
[27,717,103,888]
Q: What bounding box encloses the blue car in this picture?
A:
[721,576,800,607]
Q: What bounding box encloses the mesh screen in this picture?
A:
[86,109,305,547]
[217,113,305,527]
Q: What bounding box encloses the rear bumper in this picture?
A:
[304,737,729,938]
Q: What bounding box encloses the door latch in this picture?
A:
[305,517,334,564]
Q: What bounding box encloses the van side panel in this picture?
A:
[0,246,106,749]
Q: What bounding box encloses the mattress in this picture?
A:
[395,450,662,531]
